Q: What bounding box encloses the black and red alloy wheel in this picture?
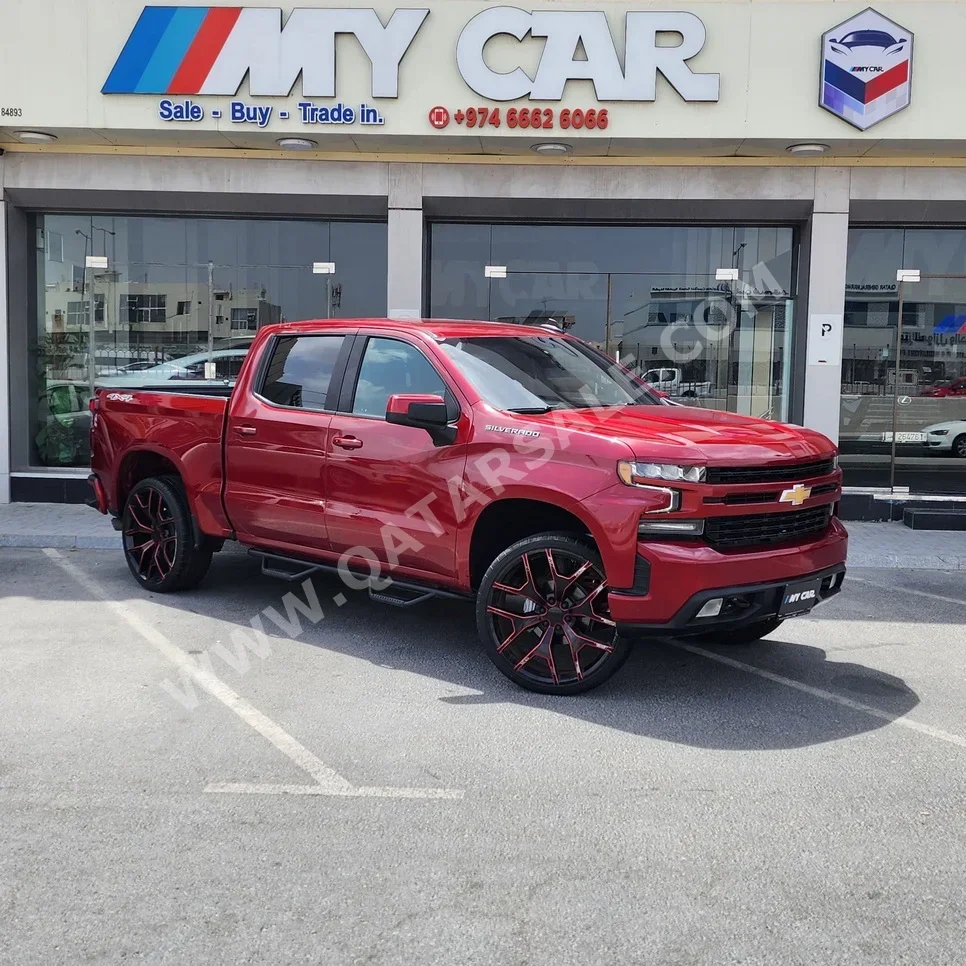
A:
[477,534,629,694]
[124,483,179,584]
[121,476,213,593]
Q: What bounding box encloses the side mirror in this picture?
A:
[386,393,457,445]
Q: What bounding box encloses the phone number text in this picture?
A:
[451,107,609,130]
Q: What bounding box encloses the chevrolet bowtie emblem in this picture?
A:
[779,484,812,507]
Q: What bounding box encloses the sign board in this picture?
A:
[819,8,913,131]
[807,314,843,367]
[0,2,952,144]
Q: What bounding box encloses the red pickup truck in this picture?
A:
[89,319,847,695]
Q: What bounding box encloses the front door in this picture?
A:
[223,332,350,552]
[324,335,467,582]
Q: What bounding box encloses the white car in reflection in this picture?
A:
[922,420,966,458]
[96,347,251,388]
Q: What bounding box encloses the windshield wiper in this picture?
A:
[506,406,553,414]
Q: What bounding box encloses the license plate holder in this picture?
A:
[779,578,823,618]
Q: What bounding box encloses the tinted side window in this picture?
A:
[261,335,345,410]
[351,337,446,417]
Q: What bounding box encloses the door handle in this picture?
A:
[333,435,363,450]
[236,425,257,436]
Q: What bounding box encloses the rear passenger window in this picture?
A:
[260,336,345,410]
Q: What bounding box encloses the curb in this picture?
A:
[0,535,964,570]
[0,534,121,551]
[848,553,966,571]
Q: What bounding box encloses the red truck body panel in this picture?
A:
[90,318,848,629]
[91,388,232,537]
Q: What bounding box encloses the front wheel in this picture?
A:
[951,434,966,459]
[476,533,631,695]
[693,617,784,646]
[122,476,212,593]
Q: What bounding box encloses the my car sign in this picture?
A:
[820,8,913,130]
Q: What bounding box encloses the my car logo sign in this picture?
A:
[820,8,913,130]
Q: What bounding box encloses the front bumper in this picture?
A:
[614,563,845,637]
[607,517,848,634]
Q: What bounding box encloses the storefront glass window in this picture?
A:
[28,215,386,468]
[841,228,966,493]
[429,223,796,421]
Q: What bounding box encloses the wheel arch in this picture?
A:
[463,493,609,590]
[115,445,186,513]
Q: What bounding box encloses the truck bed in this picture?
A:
[91,387,232,535]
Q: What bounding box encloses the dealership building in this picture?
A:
[2,0,966,512]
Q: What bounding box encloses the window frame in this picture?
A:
[253,332,354,414]
[338,334,460,422]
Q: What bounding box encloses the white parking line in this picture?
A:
[667,639,966,751]
[849,575,966,608]
[205,782,463,798]
[43,549,464,800]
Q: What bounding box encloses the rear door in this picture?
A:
[223,332,352,552]
[324,334,467,581]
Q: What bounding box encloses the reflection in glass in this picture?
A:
[30,214,386,467]
[840,228,966,493]
[429,223,796,422]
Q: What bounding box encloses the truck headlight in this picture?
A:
[618,461,706,485]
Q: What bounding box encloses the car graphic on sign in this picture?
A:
[820,9,913,131]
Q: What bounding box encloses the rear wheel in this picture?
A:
[122,476,212,593]
[952,434,966,459]
[477,533,630,695]
[693,617,784,646]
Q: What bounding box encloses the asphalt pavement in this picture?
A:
[2,547,965,965]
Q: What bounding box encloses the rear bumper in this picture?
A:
[608,518,848,633]
[87,473,109,515]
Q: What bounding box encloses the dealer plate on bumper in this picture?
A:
[779,578,823,618]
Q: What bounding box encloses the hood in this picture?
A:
[529,405,834,465]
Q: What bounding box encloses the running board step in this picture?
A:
[368,585,437,608]
[248,549,474,604]
[252,551,328,582]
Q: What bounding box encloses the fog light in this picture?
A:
[696,598,723,619]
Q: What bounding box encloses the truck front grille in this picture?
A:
[705,458,835,485]
[705,505,833,549]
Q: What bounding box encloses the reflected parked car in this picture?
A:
[97,359,171,377]
[36,381,92,466]
[920,377,966,398]
[97,346,252,388]
[922,421,966,458]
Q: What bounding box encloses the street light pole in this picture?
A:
[85,254,109,393]
[207,261,215,375]
[313,261,337,318]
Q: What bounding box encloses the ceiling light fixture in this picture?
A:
[532,142,572,156]
[276,137,317,150]
[786,143,830,157]
[14,131,57,144]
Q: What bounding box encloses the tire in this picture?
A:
[476,533,631,695]
[692,617,784,646]
[952,434,966,459]
[121,475,212,593]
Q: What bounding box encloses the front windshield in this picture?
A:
[438,336,657,413]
